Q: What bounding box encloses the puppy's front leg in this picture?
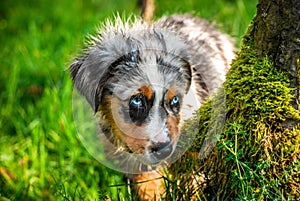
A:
[132,171,164,201]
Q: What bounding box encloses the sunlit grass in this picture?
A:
[0,0,257,200]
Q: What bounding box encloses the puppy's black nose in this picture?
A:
[151,142,173,160]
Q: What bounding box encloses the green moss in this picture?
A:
[226,28,300,125]
[168,22,300,200]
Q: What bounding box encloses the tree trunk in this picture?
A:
[169,0,300,200]
[253,0,300,112]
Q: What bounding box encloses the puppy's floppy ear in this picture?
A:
[69,48,111,112]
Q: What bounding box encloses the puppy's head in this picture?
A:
[70,18,191,165]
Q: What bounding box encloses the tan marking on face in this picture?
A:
[125,136,149,154]
[166,115,180,142]
[139,86,153,100]
[166,85,177,101]
[100,96,150,155]
[99,96,125,143]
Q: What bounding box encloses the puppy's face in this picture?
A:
[99,50,190,165]
[70,23,191,166]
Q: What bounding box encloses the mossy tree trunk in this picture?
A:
[253,0,300,114]
[168,0,300,200]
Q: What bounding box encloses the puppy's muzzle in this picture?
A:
[151,142,173,160]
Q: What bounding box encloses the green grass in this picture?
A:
[0,0,257,200]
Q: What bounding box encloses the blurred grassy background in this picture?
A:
[0,0,257,200]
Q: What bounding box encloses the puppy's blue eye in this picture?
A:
[130,97,143,107]
[171,96,179,105]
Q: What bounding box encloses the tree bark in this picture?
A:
[253,0,300,112]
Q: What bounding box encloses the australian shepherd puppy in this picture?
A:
[69,14,234,200]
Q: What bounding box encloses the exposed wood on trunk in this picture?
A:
[141,0,155,23]
[253,0,300,112]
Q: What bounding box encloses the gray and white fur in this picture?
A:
[69,14,234,167]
